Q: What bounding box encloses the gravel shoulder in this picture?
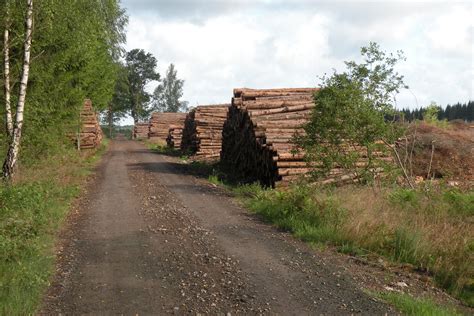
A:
[41,140,394,314]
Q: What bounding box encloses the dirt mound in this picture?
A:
[408,122,474,185]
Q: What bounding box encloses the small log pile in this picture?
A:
[166,125,184,149]
[133,123,149,139]
[73,99,103,149]
[180,104,230,160]
[221,88,390,187]
[148,112,187,144]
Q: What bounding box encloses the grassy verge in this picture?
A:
[230,182,473,306]
[0,140,109,315]
[375,292,461,316]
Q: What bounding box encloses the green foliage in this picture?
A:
[0,181,78,314]
[152,63,188,113]
[389,188,419,207]
[239,185,349,246]
[101,63,131,131]
[299,42,407,181]
[402,101,474,122]
[422,102,449,128]
[0,142,109,314]
[423,102,441,123]
[442,190,474,216]
[232,183,473,305]
[375,292,461,316]
[392,227,423,265]
[124,49,160,122]
[1,0,127,164]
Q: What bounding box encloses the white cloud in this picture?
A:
[121,0,473,120]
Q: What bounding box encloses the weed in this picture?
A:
[392,228,424,265]
[375,292,461,316]
[233,183,474,306]
[0,143,108,314]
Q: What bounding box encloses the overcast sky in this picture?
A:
[121,0,473,112]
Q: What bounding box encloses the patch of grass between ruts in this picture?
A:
[0,140,109,315]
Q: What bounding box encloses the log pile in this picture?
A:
[166,125,184,149]
[133,123,149,140]
[73,99,103,149]
[180,104,230,160]
[148,112,187,144]
[221,88,316,187]
[221,88,390,187]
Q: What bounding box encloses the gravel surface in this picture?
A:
[41,140,394,315]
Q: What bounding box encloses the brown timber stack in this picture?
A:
[133,122,149,139]
[221,88,316,187]
[166,125,184,149]
[180,104,230,160]
[73,99,103,149]
[221,88,391,187]
[148,112,187,144]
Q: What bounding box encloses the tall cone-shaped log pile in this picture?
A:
[180,104,230,160]
[133,122,149,139]
[148,112,187,144]
[73,99,103,149]
[221,88,316,187]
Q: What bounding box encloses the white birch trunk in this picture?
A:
[2,0,34,180]
[3,3,13,137]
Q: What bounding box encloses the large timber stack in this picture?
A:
[148,112,187,144]
[133,123,149,139]
[221,88,316,187]
[180,104,230,160]
[74,99,103,149]
[221,88,392,187]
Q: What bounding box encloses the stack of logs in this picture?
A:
[133,123,149,140]
[73,99,103,149]
[180,104,230,160]
[166,125,184,149]
[149,112,187,144]
[221,88,316,187]
[221,88,391,187]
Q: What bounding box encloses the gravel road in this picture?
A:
[41,140,394,315]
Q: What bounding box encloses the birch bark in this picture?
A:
[3,2,13,137]
[2,0,34,180]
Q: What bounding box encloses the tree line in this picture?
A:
[0,0,127,180]
[107,51,188,128]
[400,101,474,122]
[1,0,187,181]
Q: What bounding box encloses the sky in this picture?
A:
[120,0,473,116]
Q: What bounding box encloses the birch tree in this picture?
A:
[2,0,34,180]
[3,0,13,137]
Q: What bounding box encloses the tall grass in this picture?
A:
[0,141,108,314]
[234,184,474,306]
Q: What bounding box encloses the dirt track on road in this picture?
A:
[41,140,393,314]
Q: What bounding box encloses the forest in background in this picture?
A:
[401,101,474,122]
